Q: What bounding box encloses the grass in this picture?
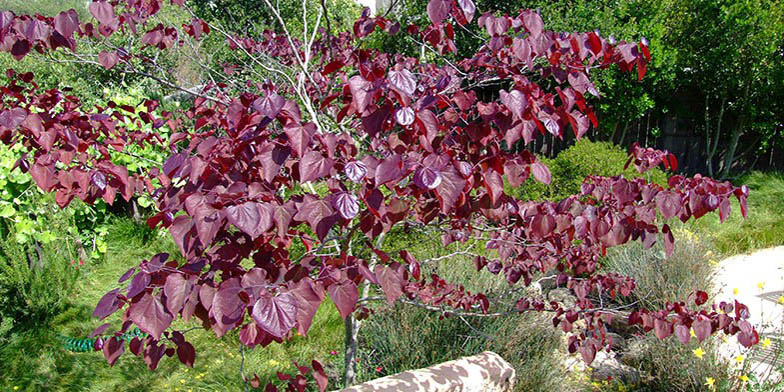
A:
[0,218,344,392]
[686,171,784,256]
[2,0,89,18]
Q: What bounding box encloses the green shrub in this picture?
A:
[0,201,80,335]
[507,139,668,202]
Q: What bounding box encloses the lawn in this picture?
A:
[686,171,784,256]
[0,219,344,392]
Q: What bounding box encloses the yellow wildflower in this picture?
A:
[758,281,765,290]
[704,377,715,389]
[778,295,784,305]
[762,338,772,348]
[733,288,739,295]
[690,328,696,338]
[693,347,706,359]
[739,374,749,382]
[735,354,745,363]
[180,379,186,384]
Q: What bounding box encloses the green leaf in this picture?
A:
[0,204,15,218]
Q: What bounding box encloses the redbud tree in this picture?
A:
[0,0,756,390]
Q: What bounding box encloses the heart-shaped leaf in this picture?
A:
[252,292,297,339]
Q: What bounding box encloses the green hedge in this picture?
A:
[507,139,668,202]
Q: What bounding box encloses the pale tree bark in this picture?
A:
[343,234,384,387]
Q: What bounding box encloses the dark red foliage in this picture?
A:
[0,1,754,389]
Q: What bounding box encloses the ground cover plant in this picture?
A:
[0,1,759,390]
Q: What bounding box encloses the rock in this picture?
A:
[606,332,626,351]
[607,310,640,337]
[340,351,515,392]
[547,288,577,308]
[618,339,647,367]
[590,350,641,384]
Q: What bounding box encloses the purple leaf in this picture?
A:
[521,10,543,37]
[213,278,245,327]
[692,317,711,342]
[98,50,119,69]
[253,92,285,118]
[457,0,475,22]
[375,154,404,186]
[531,214,555,237]
[285,123,316,158]
[388,69,417,97]
[662,224,674,257]
[118,267,135,283]
[0,108,27,129]
[413,167,442,190]
[300,151,334,183]
[103,337,124,366]
[164,274,194,315]
[176,341,195,367]
[91,171,107,190]
[426,0,451,25]
[349,75,373,113]
[89,323,111,338]
[225,202,273,238]
[327,281,358,320]
[127,272,150,299]
[675,324,691,344]
[252,292,297,339]
[362,104,391,137]
[130,293,173,340]
[93,289,120,319]
[332,192,360,220]
[345,161,368,183]
[89,1,115,26]
[499,89,526,120]
[395,107,415,126]
[531,162,551,185]
[435,166,466,213]
[54,9,79,38]
[290,278,325,336]
[375,265,404,305]
[653,318,672,339]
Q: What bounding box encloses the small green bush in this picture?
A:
[507,139,668,202]
[0,204,80,335]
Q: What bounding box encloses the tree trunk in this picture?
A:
[720,121,743,179]
[343,234,384,387]
[704,97,725,178]
[343,313,362,386]
[131,199,142,223]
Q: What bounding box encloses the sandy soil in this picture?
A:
[714,246,784,380]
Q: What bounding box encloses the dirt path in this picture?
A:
[714,246,784,380]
